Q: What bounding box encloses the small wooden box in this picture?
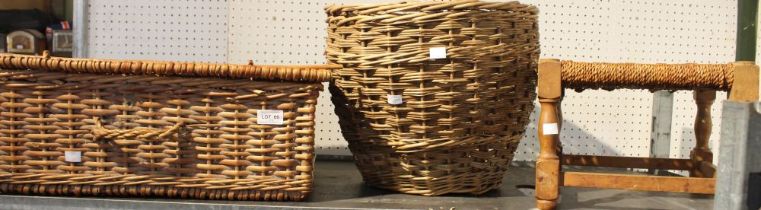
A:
[51,30,73,57]
[6,29,46,55]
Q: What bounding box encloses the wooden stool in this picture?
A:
[535,59,760,210]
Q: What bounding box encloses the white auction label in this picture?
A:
[542,123,559,135]
[15,45,23,49]
[64,151,82,163]
[429,47,447,60]
[257,110,284,125]
[387,94,403,105]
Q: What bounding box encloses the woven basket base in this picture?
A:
[347,139,520,196]
[329,81,525,196]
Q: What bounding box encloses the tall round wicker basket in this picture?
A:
[326,1,539,195]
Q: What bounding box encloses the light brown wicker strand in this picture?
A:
[162,95,196,177]
[293,89,316,191]
[1,88,32,173]
[192,94,225,179]
[81,89,118,175]
[111,95,130,175]
[560,61,734,91]
[280,99,295,181]
[53,92,88,174]
[25,85,62,174]
[220,100,251,180]
[249,100,268,179]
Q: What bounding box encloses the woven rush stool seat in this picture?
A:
[326,0,539,195]
[0,53,338,201]
[534,59,759,210]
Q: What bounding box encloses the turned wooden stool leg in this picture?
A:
[537,59,562,210]
[556,91,564,155]
[556,101,562,131]
[537,96,562,209]
[690,90,715,178]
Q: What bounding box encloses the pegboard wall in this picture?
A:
[85,0,748,161]
[87,0,229,62]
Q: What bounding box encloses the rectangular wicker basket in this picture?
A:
[0,53,336,201]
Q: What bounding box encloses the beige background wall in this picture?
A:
[84,0,752,163]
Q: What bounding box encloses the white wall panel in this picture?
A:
[86,0,742,160]
[87,0,228,62]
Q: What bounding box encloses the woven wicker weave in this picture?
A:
[0,53,336,201]
[326,1,539,195]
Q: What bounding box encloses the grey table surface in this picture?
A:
[0,160,714,210]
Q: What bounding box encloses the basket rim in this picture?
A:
[0,53,339,82]
[325,0,538,17]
